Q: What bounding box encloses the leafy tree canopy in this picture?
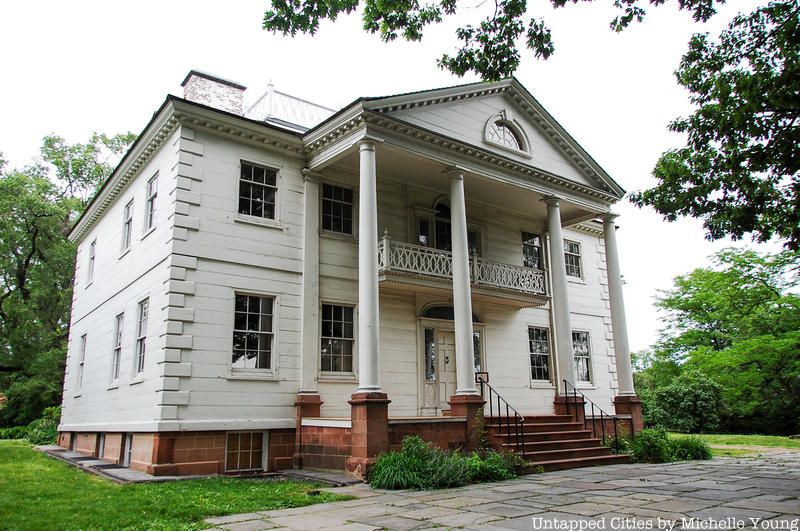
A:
[0,132,134,426]
[631,1,800,250]
[263,0,724,81]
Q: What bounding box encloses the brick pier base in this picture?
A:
[614,395,644,435]
[294,393,323,468]
[554,394,587,424]
[448,394,486,451]
[345,392,390,479]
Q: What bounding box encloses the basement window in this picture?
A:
[225,431,264,472]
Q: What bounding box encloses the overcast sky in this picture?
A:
[0,0,770,352]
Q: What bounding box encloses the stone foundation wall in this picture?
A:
[388,420,468,452]
[299,426,352,470]
[103,433,123,463]
[74,432,98,455]
[267,429,295,471]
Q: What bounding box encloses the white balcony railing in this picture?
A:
[377,235,546,295]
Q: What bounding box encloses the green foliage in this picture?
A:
[629,427,675,463]
[646,370,722,433]
[24,406,60,445]
[0,440,349,530]
[634,248,800,435]
[0,133,134,428]
[605,435,631,455]
[369,435,518,490]
[0,425,28,440]
[263,0,724,80]
[631,0,800,250]
[671,435,713,461]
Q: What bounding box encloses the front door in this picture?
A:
[436,330,458,411]
[421,324,482,414]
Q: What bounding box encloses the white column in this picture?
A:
[602,213,636,396]
[357,140,381,392]
[544,196,577,389]
[449,169,478,396]
[299,170,320,394]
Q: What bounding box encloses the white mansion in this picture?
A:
[57,71,641,475]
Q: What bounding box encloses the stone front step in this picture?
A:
[485,415,574,425]
[487,421,585,433]
[528,454,630,472]
[523,446,612,462]
[501,437,603,452]
[492,429,595,441]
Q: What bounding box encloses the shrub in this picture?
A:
[467,451,516,482]
[25,406,60,445]
[646,371,722,433]
[629,427,674,463]
[605,435,631,455]
[671,435,713,461]
[0,425,28,440]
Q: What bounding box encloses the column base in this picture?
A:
[448,394,486,451]
[614,395,644,435]
[294,393,324,468]
[554,394,586,424]
[348,392,391,479]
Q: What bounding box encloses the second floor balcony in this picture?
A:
[377,234,548,308]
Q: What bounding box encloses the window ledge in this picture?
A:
[577,384,596,390]
[234,214,283,230]
[85,281,93,289]
[567,277,587,285]
[320,230,357,242]
[73,393,82,398]
[318,373,357,384]
[107,384,119,391]
[226,372,279,382]
[140,226,156,241]
[129,376,144,386]
[118,248,131,260]
[529,381,556,389]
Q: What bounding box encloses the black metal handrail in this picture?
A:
[562,379,620,449]
[475,372,525,456]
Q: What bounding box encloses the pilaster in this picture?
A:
[346,392,390,479]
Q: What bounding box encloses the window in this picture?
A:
[572,331,592,383]
[226,432,264,471]
[145,173,158,231]
[321,304,354,372]
[121,433,133,467]
[564,240,582,278]
[87,240,96,284]
[111,314,123,382]
[121,200,133,251]
[487,121,522,151]
[134,299,149,375]
[424,328,436,382]
[528,327,550,382]
[322,183,354,234]
[238,161,277,219]
[77,334,87,389]
[522,232,543,269]
[232,294,274,370]
[418,202,482,256]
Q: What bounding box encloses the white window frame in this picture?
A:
[320,302,356,376]
[572,330,593,384]
[235,160,281,227]
[144,173,158,233]
[528,326,552,383]
[321,182,355,236]
[133,299,149,376]
[522,231,544,270]
[111,313,123,384]
[77,334,87,391]
[121,199,133,253]
[231,292,276,374]
[86,240,96,285]
[412,204,485,256]
[564,239,583,279]
[482,110,531,157]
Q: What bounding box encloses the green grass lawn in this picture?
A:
[668,432,800,457]
[0,440,351,530]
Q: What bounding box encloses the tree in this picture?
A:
[0,132,134,426]
[631,1,800,250]
[262,0,724,81]
[637,247,800,434]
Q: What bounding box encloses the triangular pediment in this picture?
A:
[362,79,623,198]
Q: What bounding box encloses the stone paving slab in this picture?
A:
[207,452,800,530]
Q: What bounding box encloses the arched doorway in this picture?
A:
[418,305,484,414]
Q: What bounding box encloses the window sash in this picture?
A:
[112,314,123,382]
[232,294,274,370]
[87,241,96,283]
[135,300,148,374]
[320,304,354,373]
[564,240,582,278]
[238,162,277,220]
[572,331,592,383]
[225,432,264,471]
[528,327,550,381]
[321,183,354,234]
[122,200,133,251]
[145,175,158,230]
[78,334,87,389]
[522,232,543,269]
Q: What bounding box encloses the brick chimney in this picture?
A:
[181,70,246,115]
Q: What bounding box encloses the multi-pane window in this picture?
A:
[424,328,436,381]
[488,121,522,151]
[226,432,264,471]
[321,304,354,372]
[238,161,277,219]
[564,240,582,278]
[111,314,123,382]
[145,174,158,231]
[232,294,274,370]
[522,232,543,269]
[322,183,354,234]
[87,240,96,284]
[528,327,550,381]
[77,334,87,389]
[572,331,592,383]
[134,299,149,375]
[121,200,133,251]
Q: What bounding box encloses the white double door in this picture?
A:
[421,323,482,413]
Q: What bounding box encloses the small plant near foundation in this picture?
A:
[604,435,632,455]
[369,435,519,490]
[473,409,490,452]
[629,427,712,463]
[671,435,713,460]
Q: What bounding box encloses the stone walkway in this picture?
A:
[206,452,800,531]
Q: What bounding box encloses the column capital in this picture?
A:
[445,166,465,180]
[542,195,562,207]
[358,139,377,152]
[301,168,322,183]
[600,211,620,224]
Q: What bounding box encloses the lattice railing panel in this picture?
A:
[474,258,545,294]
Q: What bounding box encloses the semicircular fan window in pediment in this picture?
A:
[487,120,522,151]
